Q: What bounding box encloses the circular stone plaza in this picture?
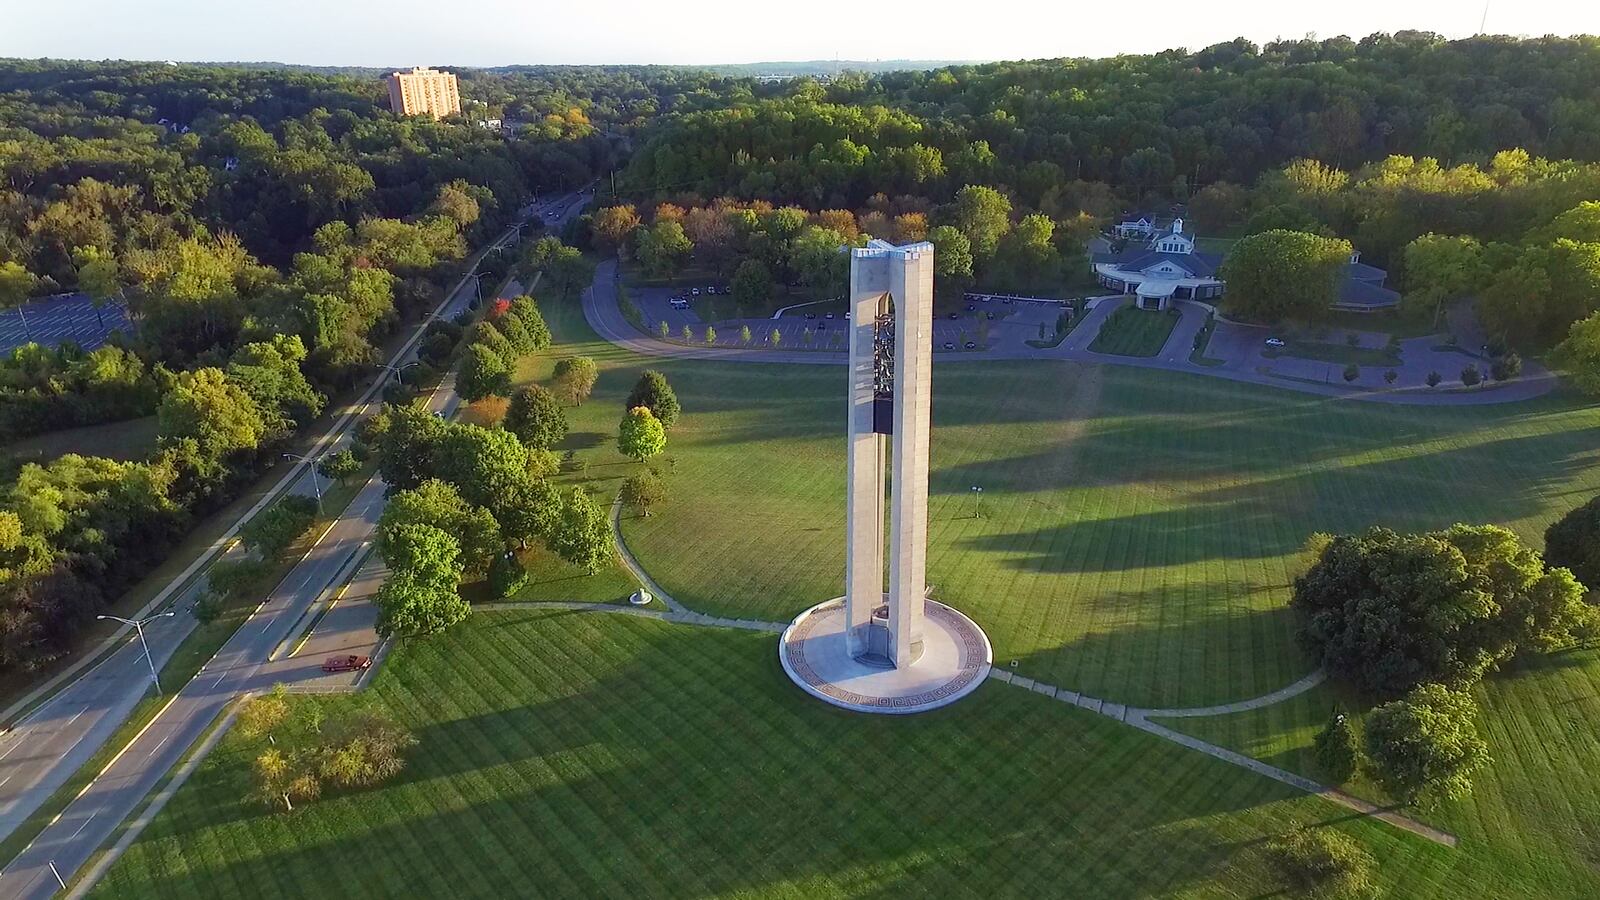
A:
[781,597,992,714]
[779,240,993,715]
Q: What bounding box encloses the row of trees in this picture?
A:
[592,188,1082,304]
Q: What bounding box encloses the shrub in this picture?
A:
[1314,713,1358,783]
[1341,363,1359,383]
[488,553,528,599]
[1460,364,1481,386]
[1383,369,1398,384]
[1490,351,1522,381]
[1264,828,1377,898]
[1425,370,1442,388]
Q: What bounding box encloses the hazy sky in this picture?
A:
[4,0,1597,67]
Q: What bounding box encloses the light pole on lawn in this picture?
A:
[282,453,325,515]
[970,485,984,519]
[96,611,177,696]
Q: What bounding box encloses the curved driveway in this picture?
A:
[585,259,1558,406]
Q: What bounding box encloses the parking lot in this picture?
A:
[629,281,1062,353]
[1,293,131,354]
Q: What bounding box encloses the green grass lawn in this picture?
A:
[1161,645,1600,897]
[1,414,158,470]
[1089,306,1182,357]
[93,609,1521,899]
[517,295,1600,712]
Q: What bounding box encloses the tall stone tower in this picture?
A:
[779,240,991,714]
[844,240,934,668]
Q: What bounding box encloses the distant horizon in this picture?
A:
[4,0,1596,69]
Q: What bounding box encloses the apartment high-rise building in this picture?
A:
[385,67,462,120]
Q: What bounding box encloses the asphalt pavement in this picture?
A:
[0,188,589,898]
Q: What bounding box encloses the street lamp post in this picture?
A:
[468,271,490,309]
[970,485,984,519]
[283,453,325,515]
[377,360,419,383]
[97,611,177,696]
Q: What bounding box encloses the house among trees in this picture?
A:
[1094,218,1225,309]
[1095,216,1401,312]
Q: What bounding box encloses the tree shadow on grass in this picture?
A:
[989,599,1312,710]
[955,426,1600,574]
[121,612,1339,899]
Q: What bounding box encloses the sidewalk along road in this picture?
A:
[0,190,586,886]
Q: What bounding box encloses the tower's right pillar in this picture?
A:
[886,244,933,666]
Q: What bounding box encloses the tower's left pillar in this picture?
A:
[843,250,889,659]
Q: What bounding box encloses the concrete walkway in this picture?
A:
[1133,669,1326,719]
[585,258,1556,406]
[983,668,1456,847]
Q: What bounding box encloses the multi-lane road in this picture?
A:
[0,188,590,898]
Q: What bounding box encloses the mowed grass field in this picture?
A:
[1161,644,1600,896]
[95,609,1531,900]
[1088,306,1182,356]
[522,297,1600,708]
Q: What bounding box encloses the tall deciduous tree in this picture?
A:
[1219,230,1352,322]
[1544,495,1600,594]
[550,356,598,406]
[732,258,774,308]
[927,225,973,282]
[1403,233,1485,324]
[635,220,694,279]
[547,488,612,574]
[458,343,511,402]
[625,370,680,428]
[380,479,502,577]
[373,523,468,637]
[505,385,567,450]
[1293,524,1591,698]
[618,406,667,462]
[1363,683,1489,807]
[949,185,1012,261]
[1552,311,1600,396]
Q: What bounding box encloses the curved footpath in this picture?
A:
[584,258,1557,406]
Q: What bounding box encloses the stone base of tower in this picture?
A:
[779,597,991,715]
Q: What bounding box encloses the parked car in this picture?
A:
[965,341,977,349]
[322,655,372,673]
[948,313,960,320]
[691,288,701,296]
[1265,337,1286,349]
[805,312,817,319]
[985,311,995,320]
[943,341,956,350]
[825,313,835,319]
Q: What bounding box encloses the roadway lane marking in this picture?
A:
[70,810,97,838]
[147,734,170,758]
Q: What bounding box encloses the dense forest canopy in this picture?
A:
[624,33,1600,207]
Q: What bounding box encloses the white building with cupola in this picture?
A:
[1095,215,1402,313]
[1092,218,1224,310]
